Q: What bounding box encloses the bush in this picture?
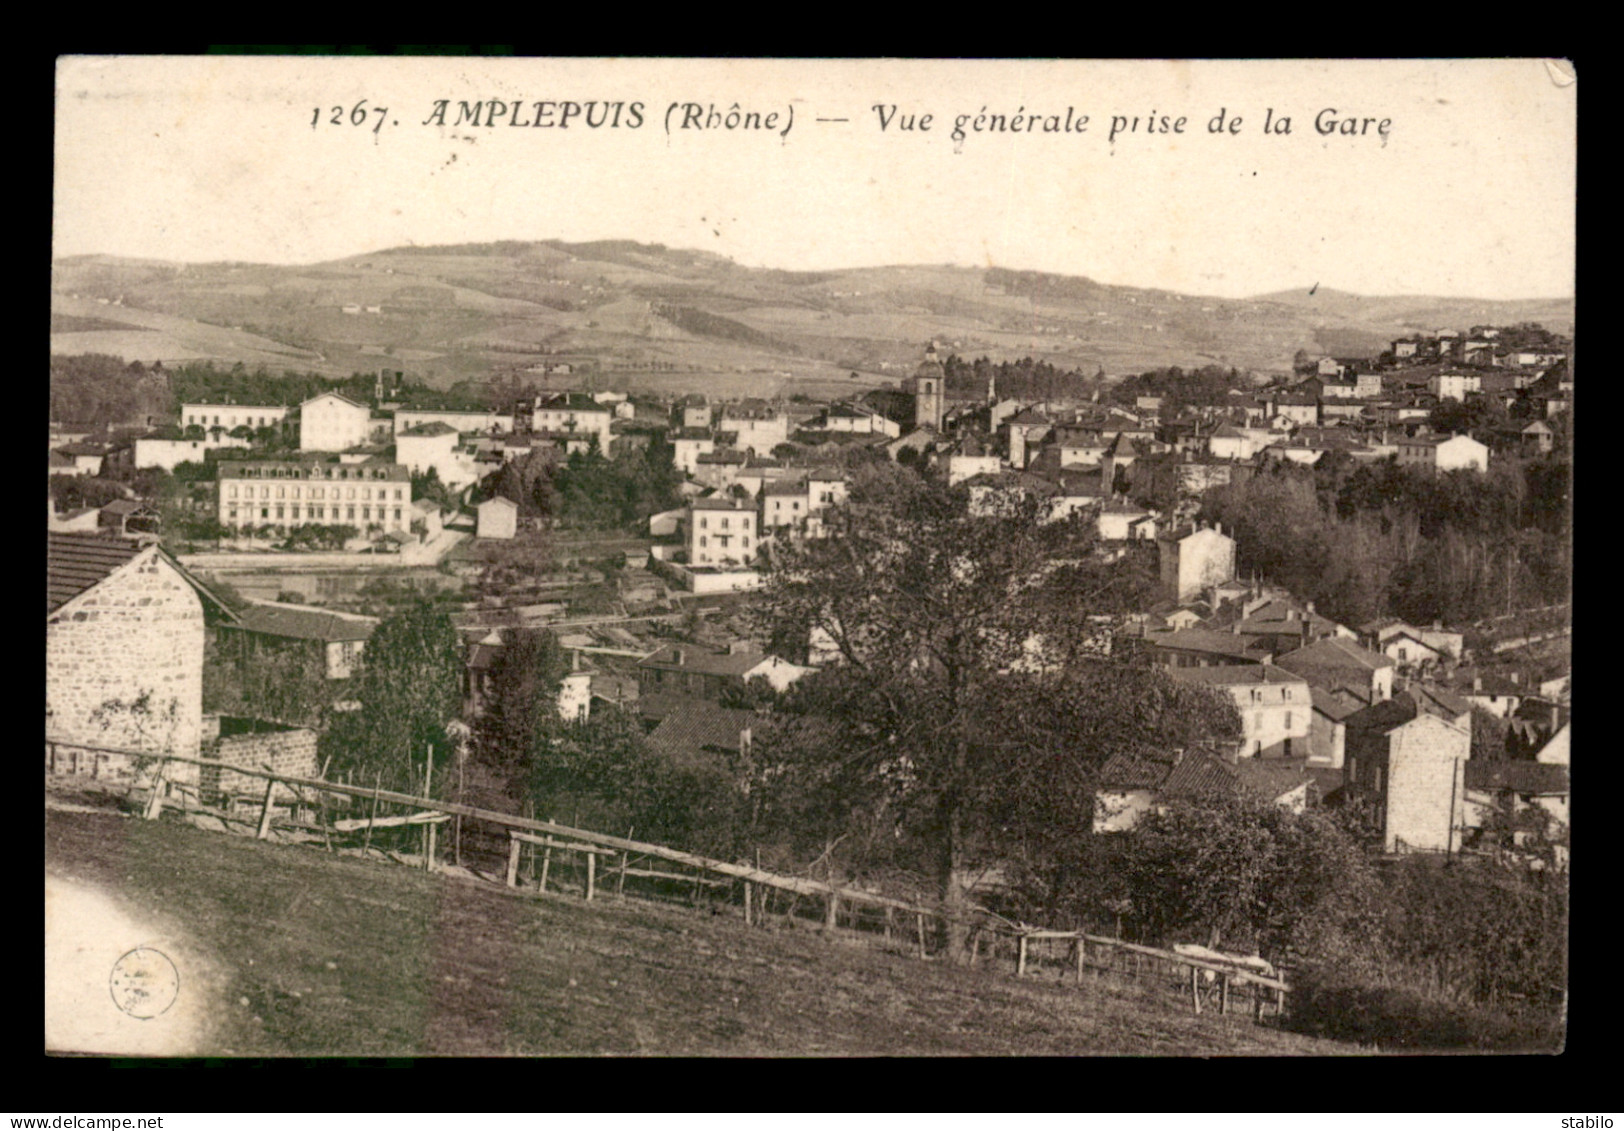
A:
[1287,971,1563,1051]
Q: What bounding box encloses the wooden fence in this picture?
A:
[45,740,1291,1021]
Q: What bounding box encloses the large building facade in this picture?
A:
[218,459,413,533]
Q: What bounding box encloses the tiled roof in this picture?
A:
[232,602,379,643]
[639,642,765,677]
[47,533,238,623]
[647,703,758,763]
[46,533,144,614]
[762,478,810,496]
[1233,758,1314,802]
[1277,636,1393,674]
[1166,663,1305,688]
[1309,685,1361,722]
[1143,628,1269,659]
[398,422,459,437]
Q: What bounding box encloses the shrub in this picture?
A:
[1287,970,1563,1051]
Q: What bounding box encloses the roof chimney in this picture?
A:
[673,647,685,666]
[1473,676,1482,692]
[1509,672,1520,686]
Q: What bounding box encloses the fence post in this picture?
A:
[916,913,927,959]
[617,852,629,900]
[743,880,754,926]
[1189,965,1201,1015]
[141,759,170,820]
[825,891,839,931]
[1075,937,1085,981]
[1016,935,1028,977]
[539,841,553,893]
[1219,973,1229,1015]
[255,777,277,840]
[424,819,437,873]
[506,836,521,888]
[585,849,596,902]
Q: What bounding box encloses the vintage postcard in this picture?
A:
[48,56,1574,1058]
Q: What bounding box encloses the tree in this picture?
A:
[320,601,464,795]
[473,628,571,787]
[1092,794,1380,959]
[752,474,1224,960]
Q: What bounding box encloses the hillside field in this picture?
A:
[45,804,1357,1058]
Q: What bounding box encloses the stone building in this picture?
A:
[1157,522,1236,604]
[46,533,238,785]
[1344,710,1469,853]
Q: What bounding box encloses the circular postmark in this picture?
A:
[108,946,179,1020]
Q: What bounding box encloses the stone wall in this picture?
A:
[46,553,204,787]
[202,722,320,804]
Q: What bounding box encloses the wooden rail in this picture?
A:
[47,740,1290,1019]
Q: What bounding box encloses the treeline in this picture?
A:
[939,354,1101,401]
[481,439,685,531]
[1199,453,1571,627]
[1107,364,1252,412]
[50,354,171,426]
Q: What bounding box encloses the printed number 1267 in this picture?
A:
[312,102,390,133]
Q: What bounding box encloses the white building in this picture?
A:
[718,408,789,454]
[477,496,519,540]
[688,497,758,567]
[133,435,250,471]
[218,459,413,534]
[1167,664,1313,760]
[395,422,480,490]
[299,392,374,452]
[394,408,515,434]
[532,394,614,449]
[181,404,291,432]
[1397,433,1489,474]
[1427,373,1481,402]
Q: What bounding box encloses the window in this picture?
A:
[347,507,355,520]
[699,536,707,548]
[721,517,730,529]
[227,485,237,499]
[394,508,402,522]
[1284,711,1293,729]
[261,508,269,519]
[700,518,707,529]
[275,506,284,519]
[276,486,285,499]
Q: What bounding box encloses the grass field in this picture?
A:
[44,805,1358,1058]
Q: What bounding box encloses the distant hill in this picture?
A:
[51,242,1575,391]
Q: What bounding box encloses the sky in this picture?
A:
[53,57,1576,300]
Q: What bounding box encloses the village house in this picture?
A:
[1131,626,1274,669]
[46,532,239,785]
[761,477,813,531]
[646,701,758,766]
[1276,636,1395,706]
[1092,746,1314,833]
[298,392,375,452]
[671,428,717,476]
[717,406,789,454]
[394,408,514,434]
[477,496,519,540]
[1463,760,1569,847]
[181,403,292,432]
[687,496,758,568]
[636,640,811,701]
[218,458,413,535]
[532,394,614,449]
[98,499,160,538]
[134,435,252,471]
[1166,663,1312,759]
[1156,523,1236,604]
[395,422,480,490]
[1397,433,1490,474]
[1343,710,1469,853]
[225,600,378,679]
